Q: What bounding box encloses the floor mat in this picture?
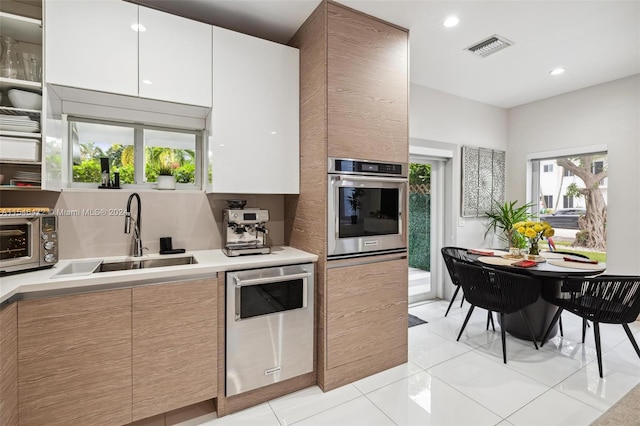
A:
[408,314,428,327]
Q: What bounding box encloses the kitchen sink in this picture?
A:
[51,256,198,278]
[95,256,197,273]
[53,259,103,277]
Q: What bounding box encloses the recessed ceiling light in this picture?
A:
[550,67,565,76]
[443,16,459,27]
[141,79,153,85]
[131,23,146,32]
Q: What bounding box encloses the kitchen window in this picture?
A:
[69,117,202,188]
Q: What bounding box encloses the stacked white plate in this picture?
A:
[13,171,41,184]
[0,114,40,133]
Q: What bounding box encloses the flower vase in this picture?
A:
[529,240,539,256]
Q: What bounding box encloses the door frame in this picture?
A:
[408,153,448,302]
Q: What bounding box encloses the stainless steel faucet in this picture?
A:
[124,192,145,257]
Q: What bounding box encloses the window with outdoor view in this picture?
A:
[532,152,607,262]
[69,118,200,188]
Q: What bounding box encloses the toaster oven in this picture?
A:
[0,213,58,274]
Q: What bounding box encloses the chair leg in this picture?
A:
[486,311,495,331]
[445,286,461,317]
[622,323,640,359]
[460,295,465,308]
[582,318,588,343]
[456,305,475,342]
[593,321,603,378]
[500,312,507,364]
[520,310,539,350]
[559,315,564,337]
[540,307,563,347]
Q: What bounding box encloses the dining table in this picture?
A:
[466,249,606,341]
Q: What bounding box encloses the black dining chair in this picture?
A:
[441,247,470,316]
[546,251,592,337]
[452,261,541,363]
[441,247,496,330]
[540,275,640,378]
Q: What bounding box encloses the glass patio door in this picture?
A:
[408,157,441,303]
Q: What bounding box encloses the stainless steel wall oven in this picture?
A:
[328,157,408,259]
[225,263,314,397]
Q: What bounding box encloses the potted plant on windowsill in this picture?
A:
[484,200,533,252]
[157,165,177,190]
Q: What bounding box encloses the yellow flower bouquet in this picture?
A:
[513,221,555,256]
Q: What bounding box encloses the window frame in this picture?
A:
[67,116,203,190]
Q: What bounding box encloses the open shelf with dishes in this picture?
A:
[0,9,43,191]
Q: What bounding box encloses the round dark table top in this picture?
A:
[466,252,606,278]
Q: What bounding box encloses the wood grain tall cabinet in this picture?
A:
[287,1,409,391]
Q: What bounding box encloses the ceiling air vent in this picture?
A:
[465,35,514,58]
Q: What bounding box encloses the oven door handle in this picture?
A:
[333,174,407,183]
[234,272,312,287]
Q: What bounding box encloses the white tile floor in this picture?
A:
[190,300,640,426]
[409,267,430,302]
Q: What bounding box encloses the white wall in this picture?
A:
[410,83,509,251]
[508,75,640,274]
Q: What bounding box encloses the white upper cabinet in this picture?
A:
[138,7,211,107]
[45,0,138,97]
[45,1,212,107]
[209,27,299,194]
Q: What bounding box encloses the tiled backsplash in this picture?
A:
[50,191,284,259]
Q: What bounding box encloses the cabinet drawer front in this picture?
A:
[326,257,408,369]
[18,289,132,426]
[132,278,217,421]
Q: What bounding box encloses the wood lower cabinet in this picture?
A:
[0,303,18,426]
[18,289,133,426]
[324,257,408,388]
[132,278,217,421]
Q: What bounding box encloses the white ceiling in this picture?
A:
[133,0,640,108]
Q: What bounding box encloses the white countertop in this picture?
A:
[0,246,318,304]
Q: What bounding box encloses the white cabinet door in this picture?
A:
[45,0,138,96]
[210,27,299,194]
[138,7,212,107]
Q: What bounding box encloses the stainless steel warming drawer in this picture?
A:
[225,263,314,397]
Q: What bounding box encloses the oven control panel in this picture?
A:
[328,157,407,177]
[40,215,58,264]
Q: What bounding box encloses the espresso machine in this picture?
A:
[222,200,271,256]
